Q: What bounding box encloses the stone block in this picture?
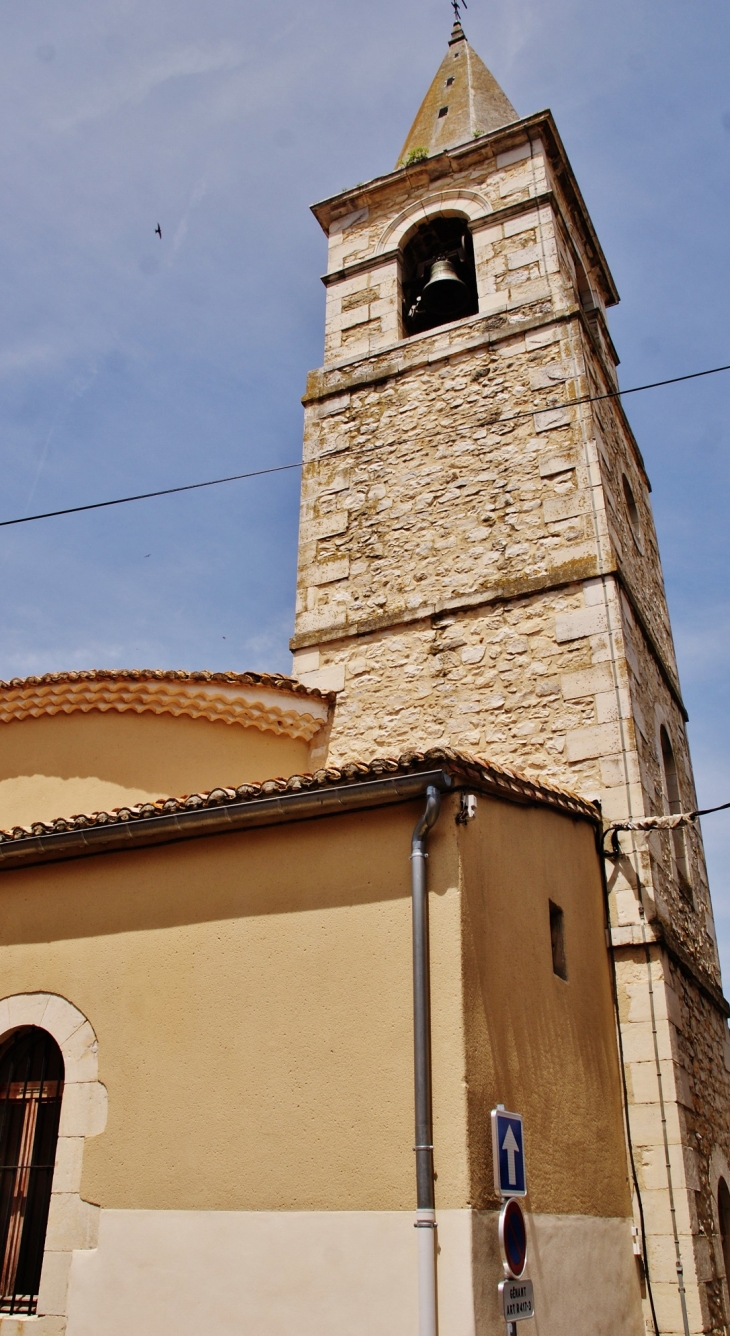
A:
[50,1137,84,1194]
[503,211,539,239]
[646,1281,691,1336]
[565,721,622,762]
[61,1021,99,1085]
[37,1249,72,1317]
[328,206,369,238]
[507,244,541,270]
[543,491,591,524]
[595,687,631,723]
[538,451,577,477]
[299,665,346,694]
[534,407,571,433]
[299,512,349,544]
[524,325,559,349]
[599,783,645,820]
[478,293,508,315]
[45,1193,99,1252]
[306,559,350,587]
[555,606,608,642]
[461,645,485,664]
[8,994,48,1029]
[529,363,570,390]
[58,1081,107,1138]
[292,650,320,677]
[313,394,350,420]
[496,143,531,167]
[499,172,532,198]
[560,662,614,699]
[621,1020,673,1065]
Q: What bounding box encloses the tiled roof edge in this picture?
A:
[0,747,599,848]
[0,668,332,701]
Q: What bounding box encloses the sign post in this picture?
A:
[491,1108,526,1197]
[491,1107,534,1332]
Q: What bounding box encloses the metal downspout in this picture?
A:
[411,785,442,1336]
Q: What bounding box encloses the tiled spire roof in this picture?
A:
[398,19,518,165]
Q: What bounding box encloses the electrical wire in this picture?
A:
[0,462,303,529]
[480,359,730,431]
[603,800,730,857]
[0,359,728,531]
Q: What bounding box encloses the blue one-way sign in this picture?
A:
[491,1108,526,1197]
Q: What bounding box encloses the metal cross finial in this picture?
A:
[451,0,467,23]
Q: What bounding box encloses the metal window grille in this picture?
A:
[0,1027,64,1315]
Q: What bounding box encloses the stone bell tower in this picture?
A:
[292,18,730,1335]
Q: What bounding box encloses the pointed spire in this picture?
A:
[397,21,518,167]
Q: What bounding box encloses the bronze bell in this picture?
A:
[420,257,470,317]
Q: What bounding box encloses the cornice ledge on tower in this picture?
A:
[319,191,557,288]
[290,557,614,654]
[301,303,649,497]
[303,305,579,407]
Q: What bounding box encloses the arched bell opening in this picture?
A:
[401,216,478,337]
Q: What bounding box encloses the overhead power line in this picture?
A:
[0,462,303,529]
[604,799,730,856]
[484,360,730,430]
[0,359,728,531]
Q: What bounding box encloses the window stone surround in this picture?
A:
[0,993,107,1336]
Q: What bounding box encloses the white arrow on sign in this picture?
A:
[502,1124,521,1186]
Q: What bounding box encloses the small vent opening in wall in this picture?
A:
[549,901,567,980]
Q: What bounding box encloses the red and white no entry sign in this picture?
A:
[499,1197,527,1279]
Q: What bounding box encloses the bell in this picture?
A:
[420,258,470,318]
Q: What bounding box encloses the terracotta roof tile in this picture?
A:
[0,668,332,701]
[0,746,598,845]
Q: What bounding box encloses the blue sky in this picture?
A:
[1,0,729,970]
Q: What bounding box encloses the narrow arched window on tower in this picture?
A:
[622,475,644,551]
[401,217,478,337]
[719,1178,730,1299]
[0,1028,64,1316]
[659,726,692,901]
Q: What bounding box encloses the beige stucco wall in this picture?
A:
[0,711,313,828]
[60,1207,642,1336]
[0,803,465,1212]
[459,796,632,1218]
[0,794,627,1222]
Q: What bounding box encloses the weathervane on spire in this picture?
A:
[451,0,467,24]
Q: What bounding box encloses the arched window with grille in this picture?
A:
[0,1028,64,1316]
[660,725,692,901]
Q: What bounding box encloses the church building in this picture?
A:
[0,17,727,1336]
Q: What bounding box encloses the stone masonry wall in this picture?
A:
[615,946,730,1335]
[294,111,730,1334]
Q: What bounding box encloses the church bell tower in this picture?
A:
[292,18,730,1334]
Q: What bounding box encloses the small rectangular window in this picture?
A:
[446,77,455,86]
[549,901,567,980]
[438,106,449,118]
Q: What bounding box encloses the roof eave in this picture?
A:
[0,755,600,872]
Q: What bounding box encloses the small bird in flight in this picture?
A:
[155,224,162,239]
